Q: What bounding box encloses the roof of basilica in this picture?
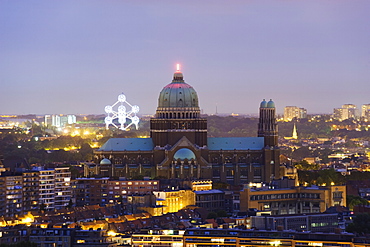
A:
[208,137,264,150]
[157,69,199,108]
[98,137,264,152]
[99,138,154,151]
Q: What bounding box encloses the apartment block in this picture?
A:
[284,106,307,121]
[0,174,23,217]
[240,185,346,215]
[22,171,39,212]
[54,167,72,210]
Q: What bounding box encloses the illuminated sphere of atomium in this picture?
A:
[118,94,126,102]
[118,105,126,113]
[105,105,113,113]
[104,116,113,124]
[132,116,139,124]
[132,105,140,114]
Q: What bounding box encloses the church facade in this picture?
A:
[93,68,280,185]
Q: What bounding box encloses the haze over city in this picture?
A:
[1,1,369,115]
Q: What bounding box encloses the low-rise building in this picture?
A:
[240,185,346,215]
[251,213,340,232]
[29,227,73,247]
[194,189,225,213]
[153,189,195,214]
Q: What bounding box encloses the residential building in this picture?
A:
[39,169,56,210]
[153,189,195,214]
[334,104,358,121]
[362,104,370,121]
[22,171,39,212]
[73,177,109,206]
[29,228,73,247]
[251,213,340,232]
[45,114,77,128]
[194,189,225,213]
[183,228,355,247]
[284,106,307,121]
[54,167,72,210]
[0,174,23,217]
[240,185,346,215]
[73,178,159,206]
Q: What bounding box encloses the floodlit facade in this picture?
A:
[95,68,281,185]
[153,189,195,214]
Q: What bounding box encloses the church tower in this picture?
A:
[258,99,278,147]
[150,65,207,147]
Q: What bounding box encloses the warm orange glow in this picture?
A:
[176,63,180,71]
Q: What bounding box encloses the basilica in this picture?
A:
[93,68,281,185]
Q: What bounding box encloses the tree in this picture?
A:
[66,199,73,209]
[217,210,228,217]
[346,213,370,235]
[294,160,320,171]
[80,143,93,161]
[347,195,369,211]
[292,147,311,161]
[207,212,218,219]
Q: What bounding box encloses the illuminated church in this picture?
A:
[94,67,280,185]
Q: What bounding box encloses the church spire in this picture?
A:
[292,123,298,139]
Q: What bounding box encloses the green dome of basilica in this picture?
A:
[158,70,199,108]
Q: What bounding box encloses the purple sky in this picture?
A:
[1,1,369,115]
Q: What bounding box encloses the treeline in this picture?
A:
[297,170,370,186]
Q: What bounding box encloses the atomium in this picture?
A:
[104,93,140,131]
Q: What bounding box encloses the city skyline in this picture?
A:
[1,1,369,115]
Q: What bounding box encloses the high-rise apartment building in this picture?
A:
[44,114,77,127]
[0,168,71,215]
[22,171,39,212]
[73,178,109,207]
[284,106,307,121]
[362,104,370,121]
[39,167,72,211]
[333,104,358,121]
[54,167,72,210]
[0,174,23,217]
[39,169,55,211]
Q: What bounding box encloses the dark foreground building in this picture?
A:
[94,68,280,185]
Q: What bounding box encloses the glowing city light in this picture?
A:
[104,93,140,131]
[107,230,117,237]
